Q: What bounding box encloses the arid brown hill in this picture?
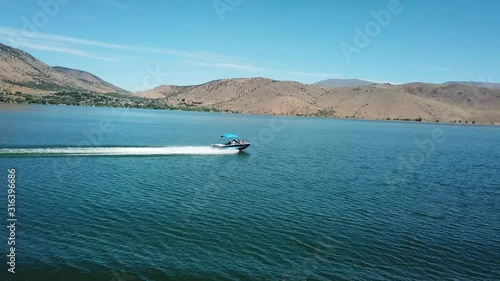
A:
[135,78,500,124]
[0,43,126,94]
[1,42,499,124]
[52,66,126,93]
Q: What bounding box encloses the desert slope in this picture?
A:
[1,42,499,124]
[52,66,127,94]
[444,81,500,89]
[134,79,500,123]
[0,43,125,94]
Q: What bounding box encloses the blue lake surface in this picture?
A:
[0,103,499,280]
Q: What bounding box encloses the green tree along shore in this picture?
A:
[0,91,234,113]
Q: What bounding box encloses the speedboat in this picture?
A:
[212,134,250,151]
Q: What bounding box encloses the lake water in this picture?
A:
[0,104,499,280]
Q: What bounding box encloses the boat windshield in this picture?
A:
[222,133,238,139]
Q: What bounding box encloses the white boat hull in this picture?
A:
[212,143,250,151]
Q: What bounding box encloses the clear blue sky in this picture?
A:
[0,0,498,90]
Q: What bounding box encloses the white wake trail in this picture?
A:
[0,146,240,156]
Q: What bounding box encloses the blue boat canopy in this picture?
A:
[222,133,238,139]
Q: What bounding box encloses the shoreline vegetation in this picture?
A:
[0,91,233,113]
[0,91,496,126]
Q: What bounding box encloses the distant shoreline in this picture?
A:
[2,101,499,127]
[2,42,500,127]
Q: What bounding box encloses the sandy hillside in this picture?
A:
[0,43,126,94]
[134,78,500,124]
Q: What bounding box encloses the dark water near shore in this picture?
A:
[1,104,499,280]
